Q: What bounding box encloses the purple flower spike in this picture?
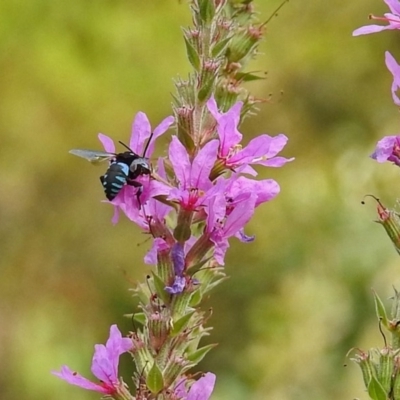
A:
[353,0,400,36]
[52,325,132,395]
[385,51,400,106]
[371,135,400,166]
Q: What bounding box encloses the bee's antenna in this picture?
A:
[142,131,155,158]
[119,141,134,152]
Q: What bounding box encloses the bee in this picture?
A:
[69,139,152,203]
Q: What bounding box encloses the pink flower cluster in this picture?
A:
[100,96,292,273]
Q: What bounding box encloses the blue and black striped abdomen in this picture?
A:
[100,162,130,201]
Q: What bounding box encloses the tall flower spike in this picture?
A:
[52,325,132,395]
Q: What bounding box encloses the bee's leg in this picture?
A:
[127,180,143,208]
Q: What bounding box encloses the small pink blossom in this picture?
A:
[52,325,132,395]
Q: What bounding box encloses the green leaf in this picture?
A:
[186,256,212,275]
[211,37,231,58]
[171,311,195,336]
[367,376,387,400]
[183,36,200,72]
[373,290,389,329]
[133,312,146,325]
[235,71,266,82]
[152,272,170,305]
[146,362,164,394]
[189,288,202,307]
[199,0,215,24]
[187,344,217,364]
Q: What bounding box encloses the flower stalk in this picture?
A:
[56,1,292,399]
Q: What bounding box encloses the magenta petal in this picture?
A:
[265,134,290,158]
[214,239,229,265]
[386,51,400,106]
[145,115,175,157]
[52,366,109,394]
[106,325,133,354]
[187,373,216,400]
[191,139,219,188]
[206,95,219,119]
[144,238,169,264]
[262,156,295,167]
[91,325,131,385]
[353,25,391,36]
[371,135,397,162]
[130,112,151,155]
[169,136,191,188]
[223,194,256,238]
[385,0,400,14]
[207,96,243,157]
[206,193,227,234]
[98,133,115,153]
[111,206,120,225]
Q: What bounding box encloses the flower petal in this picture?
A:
[187,373,216,400]
[98,133,115,153]
[130,112,151,155]
[169,136,191,189]
[52,366,109,394]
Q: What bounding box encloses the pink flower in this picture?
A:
[371,135,400,165]
[207,96,293,176]
[353,0,400,36]
[52,325,132,395]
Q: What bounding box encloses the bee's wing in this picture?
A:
[69,149,115,164]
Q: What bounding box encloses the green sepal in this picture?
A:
[373,290,389,329]
[171,311,195,336]
[235,71,266,82]
[186,256,212,275]
[183,36,200,72]
[187,344,217,364]
[198,0,215,24]
[198,81,214,103]
[211,37,232,58]
[189,288,202,307]
[202,276,228,295]
[367,376,387,400]
[146,362,164,394]
[152,272,171,305]
[133,313,146,325]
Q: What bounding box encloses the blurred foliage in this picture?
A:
[1,0,400,399]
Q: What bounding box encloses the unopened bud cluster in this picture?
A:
[175,0,267,149]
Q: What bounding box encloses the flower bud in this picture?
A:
[372,197,400,254]
[226,25,263,63]
[148,311,171,351]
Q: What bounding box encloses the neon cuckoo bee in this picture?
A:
[69,138,152,202]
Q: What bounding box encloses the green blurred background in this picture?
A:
[1,0,400,399]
